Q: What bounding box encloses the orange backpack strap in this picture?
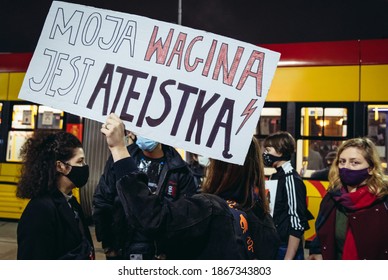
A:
[226,200,255,259]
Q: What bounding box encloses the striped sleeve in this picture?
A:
[280,161,307,239]
[285,174,305,232]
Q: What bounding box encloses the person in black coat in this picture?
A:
[100,113,280,260]
[93,130,197,260]
[262,131,311,260]
[16,130,94,260]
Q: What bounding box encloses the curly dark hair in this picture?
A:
[16,130,83,199]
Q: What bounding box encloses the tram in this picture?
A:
[1,39,387,243]
[257,39,388,241]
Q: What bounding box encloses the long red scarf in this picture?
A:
[332,186,377,259]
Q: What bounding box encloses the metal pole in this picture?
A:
[178,0,182,25]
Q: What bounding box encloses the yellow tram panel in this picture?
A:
[303,180,330,242]
[1,163,22,178]
[0,73,9,100]
[360,65,388,102]
[8,72,26,101]
[267,66,359,102]
[0,183,29,220]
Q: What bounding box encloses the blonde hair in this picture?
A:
[328,137,388,198]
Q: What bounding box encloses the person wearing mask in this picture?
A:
[263,131,311,260]
[93,128,197,260]
[99,113,280,259]
[308,137,388,260]
[16,130,94,260]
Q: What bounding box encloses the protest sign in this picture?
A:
[18,1,280,164]
[264,180,278,216]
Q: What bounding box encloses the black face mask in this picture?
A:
[262,153,290,167]
[64,164,89,188]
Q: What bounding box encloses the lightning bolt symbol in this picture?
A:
[236,99,258,135]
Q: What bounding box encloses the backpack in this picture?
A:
[226,200,255,259]
[227,200,280,260]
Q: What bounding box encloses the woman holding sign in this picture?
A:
[100,113,279,259]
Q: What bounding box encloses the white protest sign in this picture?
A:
[18,1,280,165]
[265,180,278,216]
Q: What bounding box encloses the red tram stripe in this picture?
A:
[0,53,32,72]
[260,39,388,67]
[307,180,327,198]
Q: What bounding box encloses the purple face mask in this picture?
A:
[339,167,370,187]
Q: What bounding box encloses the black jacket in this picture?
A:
[114,157,280,259]
[270,161,311,245]
[92,143,197,254]
[310,167,330,181]
[17,189,94,260]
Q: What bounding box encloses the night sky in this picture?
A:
[1,0,388,52]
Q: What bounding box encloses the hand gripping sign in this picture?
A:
[18,1,280,165]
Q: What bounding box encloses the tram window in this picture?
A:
[6,104,37,162]
[257,107,282,136]
[300,107,347,137]
[37,106,64,129]
[297,139,343,179]
[367,105,388,171]
[6,131,33,162]
[11,104,38,129]
[6,104,65,162]
[324,108,348,137]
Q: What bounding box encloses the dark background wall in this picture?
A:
[1,0,388,52]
